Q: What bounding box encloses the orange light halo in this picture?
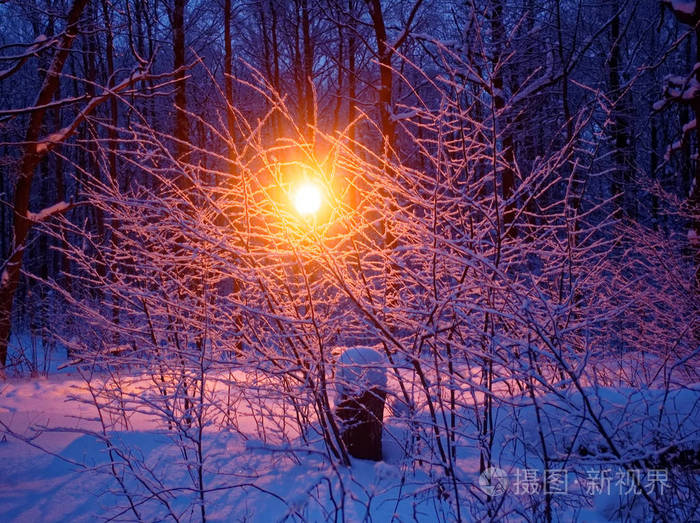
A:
[293,181,322,216]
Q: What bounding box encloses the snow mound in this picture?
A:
[336,347,387,397]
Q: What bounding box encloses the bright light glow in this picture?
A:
[293,182,322,216]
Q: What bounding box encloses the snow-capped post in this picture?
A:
[335,347,387,461]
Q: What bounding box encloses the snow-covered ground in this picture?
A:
[0,372,447,521]
[1,365,698,522]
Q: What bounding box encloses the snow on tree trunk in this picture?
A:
[335,347,387,461]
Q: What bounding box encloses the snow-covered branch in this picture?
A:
[34,68,151,155]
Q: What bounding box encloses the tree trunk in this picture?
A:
[224,0,234,151]
[692,25,700,297]
[348,0,357,148]
[337,388,386,461]
[365,0,398,313]
[0,0,89,370]
[365,0,394,151]
[608,11,632,219]
[490,0,516,237]
[301,0,314,138]
[173,0,189,173]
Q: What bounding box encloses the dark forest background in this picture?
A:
[0,0,697,375]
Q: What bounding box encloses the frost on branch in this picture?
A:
[26,201,71,222]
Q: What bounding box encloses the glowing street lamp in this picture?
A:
[293,181,322,217]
